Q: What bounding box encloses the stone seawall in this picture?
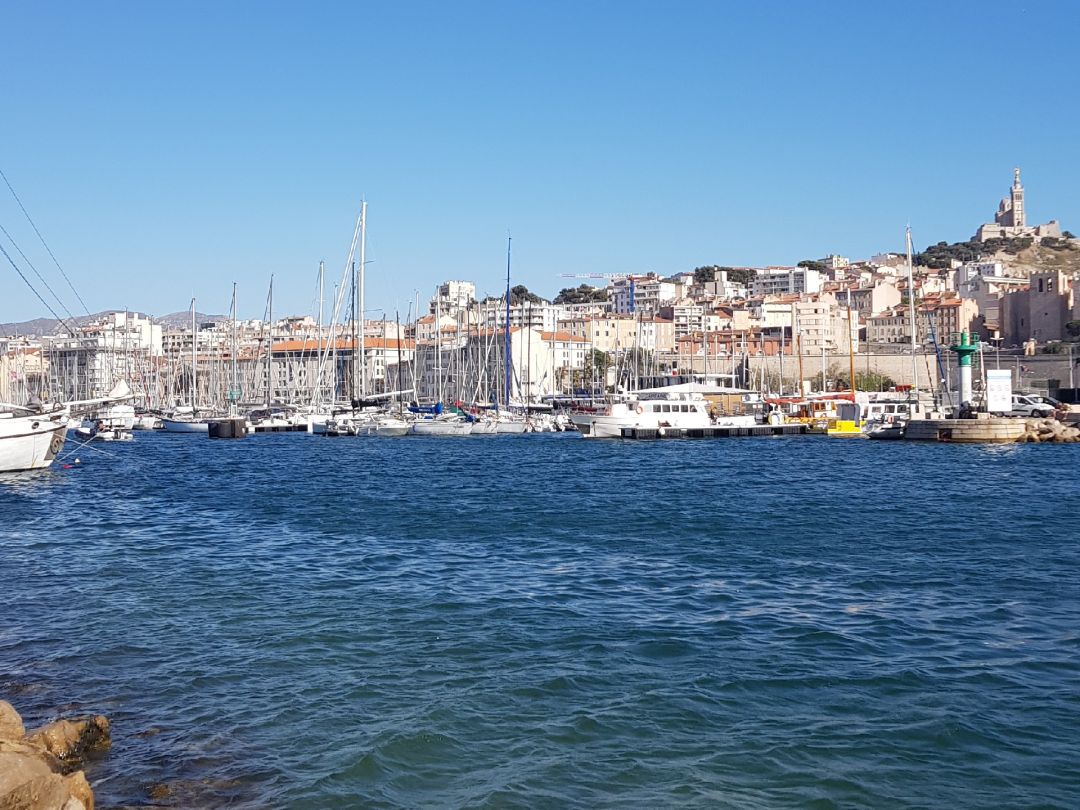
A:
[904,418,1026,443]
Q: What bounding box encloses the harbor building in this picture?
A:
[1000,269,1076,344]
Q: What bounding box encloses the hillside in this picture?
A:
[0,310,227,337]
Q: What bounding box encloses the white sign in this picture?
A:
[986,369,1013,413]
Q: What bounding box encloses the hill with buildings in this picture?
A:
[0,310,226,337]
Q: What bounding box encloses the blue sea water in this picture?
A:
[1,432,1078,808]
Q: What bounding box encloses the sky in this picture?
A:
[1,0,1077,323]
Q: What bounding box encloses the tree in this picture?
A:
[1066,320,1080,339]
[503,285,544,305]
[584,349,612,389]
[553,284,607,305]
[692,265,754,287]
[798,259,827,273]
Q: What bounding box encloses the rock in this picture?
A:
[27,718,109,763]
[0,771,70,810]
[62,773,92,810]
[0,705,24,742]
[0,751,52,798]
[0,705,104,810]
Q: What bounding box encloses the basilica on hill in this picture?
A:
[974,167,1063,242]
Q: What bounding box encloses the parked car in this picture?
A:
[1011,394,1055,418]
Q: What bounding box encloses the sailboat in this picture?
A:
[0,381,134,472]
[162,298,211,433]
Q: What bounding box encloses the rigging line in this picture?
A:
[0,221,78,323]
[0,239,80,335]
[0,166,91,315]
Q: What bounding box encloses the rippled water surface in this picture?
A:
[2,432,1079,808]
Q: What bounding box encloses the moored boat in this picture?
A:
[0,403,69,472]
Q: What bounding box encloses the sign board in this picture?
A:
[986,369,1012,414]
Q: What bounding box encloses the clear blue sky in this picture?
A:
[1,0,1077,323]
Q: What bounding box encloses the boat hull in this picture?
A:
[161,418,210,433]
[410,420,473,436]
[0,413,68,472]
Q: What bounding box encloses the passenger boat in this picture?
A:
[571,390,755,439]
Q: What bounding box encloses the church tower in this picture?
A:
[1010,167,1025,228]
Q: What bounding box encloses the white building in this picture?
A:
[479,300,559,333]
[429,280,476,315]
[750,267,823,298]
[610,275,678,315]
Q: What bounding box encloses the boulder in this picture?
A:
[0,704,102,810]
[0,705,24,742]
[27,718,109,763]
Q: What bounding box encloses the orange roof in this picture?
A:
[271,337,416,352]
[541,331,589,342]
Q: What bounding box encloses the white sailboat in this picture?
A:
[0,402,70,472]
[162,298,211,433]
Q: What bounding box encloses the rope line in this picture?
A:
[0,166,91,315]
[0,221,78,325]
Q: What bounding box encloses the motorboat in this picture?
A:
[571,390,755,439]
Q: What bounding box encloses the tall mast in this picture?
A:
[266,275,274,408]
[358,201,368,400]
[230,283,238,417]
[504,233,512,410]
[395,309,404,416]
[906,226,919,409]
[191,297,197,410]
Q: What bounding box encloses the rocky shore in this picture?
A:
[0,701,109,810]
[1019,417,1080,443]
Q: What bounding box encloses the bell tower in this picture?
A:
[1010,167,1025,228]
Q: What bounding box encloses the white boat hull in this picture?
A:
[410,420,473,436]
[0,410,69,472]
[161,417,210,433]
[495,421,527,434]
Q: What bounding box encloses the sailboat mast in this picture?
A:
[266,275,274,408]
[230,283,238,417]
[906,226,919,409]
[396,309,404,416]
[191,297,197,411]
[504,234,512,410]
[358,201,368,400]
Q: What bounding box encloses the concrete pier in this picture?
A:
[903,417,1025,443]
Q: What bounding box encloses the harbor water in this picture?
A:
[2,433,1078,808]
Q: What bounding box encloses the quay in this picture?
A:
[618,424,808,439]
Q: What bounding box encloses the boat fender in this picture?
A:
[49,432,64,456]
[635,405,644,415]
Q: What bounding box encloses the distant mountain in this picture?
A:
[0,310,228,337]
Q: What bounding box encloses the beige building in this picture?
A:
[558,314,675,354]
[1000,270,1076,344]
